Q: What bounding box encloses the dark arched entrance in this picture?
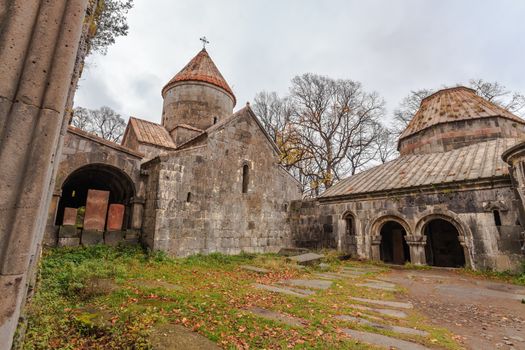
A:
[424,219,465,267]
[56,164,135,230]
[343,212,357,256]
[380,221,410,264]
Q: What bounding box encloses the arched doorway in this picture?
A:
[343,212,357,256]
[56,164,135,230]
[380,221,410,264]
[424,219,465,267]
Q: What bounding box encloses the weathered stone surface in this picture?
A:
[83,189,109,231]
[281,279,332,290]
[107,204,125,231]
[149,323,220,350]
[253,283,313,297]
[62,207,78,226]
[240,265,270,274]
[58,225,78,238]
[289,253,324,266]
[104,231,124,246]
[336,315,429,336]
[342,329,430,350]
[247,307,308,327]
[81,230,104,246]
[356,281,397,292]
[58,237,80,247]
[277,247,310,256]
[349,296,413,309]
[350,304,408,318]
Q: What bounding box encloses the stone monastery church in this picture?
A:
[46,48,525,272]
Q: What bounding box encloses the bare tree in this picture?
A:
[372,123,398,164]
[393,80,525,133]
[254,74,387,195]
[71,106,126,143]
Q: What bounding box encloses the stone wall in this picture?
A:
[44,127,144,245]
[142,111,301,256]
[162,81,235,132]
[399,117,525,155]
[291,185,523,271]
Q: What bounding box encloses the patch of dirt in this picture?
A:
[387,269,525,350]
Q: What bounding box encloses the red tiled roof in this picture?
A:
[399,86,525,140]
[161,49,236,105]
[128,117,176,149]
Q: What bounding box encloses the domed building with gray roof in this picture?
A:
[291,86,525,271]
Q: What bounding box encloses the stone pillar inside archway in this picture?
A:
[405,235,427,265]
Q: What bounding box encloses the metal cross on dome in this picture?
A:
[200,36,209,49]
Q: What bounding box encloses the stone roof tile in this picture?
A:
[161,49,235,105]
[321,138,520,198]
[128,117,176,149]
[399,87,524,140]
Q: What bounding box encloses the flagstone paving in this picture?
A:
[342,329,431,350]
[280,278,333,290]
[350,304,409,319]
[246,306,309,327]
[355,281,397,292]
[335,315,429,336]
[253,283,314,297]
[349,296,413,309]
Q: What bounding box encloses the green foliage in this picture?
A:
[88,0,134,55]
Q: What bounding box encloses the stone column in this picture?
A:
[131,198,145,231]
[370,235,382,261]
[405,235,427,265]
[458,236,473,269]
[0,1,88,349]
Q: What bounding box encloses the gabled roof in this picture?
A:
[399,86,525,140]
[177,105,280,154]
[161,49,236,105]
[68,126,143,158]
[321,138,520,200]
[124,117,176,149]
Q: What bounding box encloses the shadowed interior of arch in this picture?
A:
[424,218,465,267]
[55,164,135,229]
[379,221,411,265]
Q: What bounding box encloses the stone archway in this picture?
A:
[342,211,357,257]
[423,218,466,267]
[379,221,411,264]
[415,212,472,268]
[56,163,136,230]
[369,215,412,264]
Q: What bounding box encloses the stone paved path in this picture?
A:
[387,268,525,350]
[252,264,433,349]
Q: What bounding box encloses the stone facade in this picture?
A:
[142,109,300,256]
[291,186,523,271]
[48,48,301,258]
[290,87,525,272]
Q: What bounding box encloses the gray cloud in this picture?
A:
[75,0,525,124]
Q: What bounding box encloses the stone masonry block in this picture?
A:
[81,229,104,246]
[58,225,79,238]
[62,207,77,226]
[105,230,124,246]
[58,237,80,247]
[107,204,125,231]
[83,189,109,231]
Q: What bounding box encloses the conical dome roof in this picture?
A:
[399,86,524,140]
[162,49,235,105]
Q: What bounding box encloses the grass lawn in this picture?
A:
[21,245,462,349]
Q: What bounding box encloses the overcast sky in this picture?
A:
[74,0,525,124]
